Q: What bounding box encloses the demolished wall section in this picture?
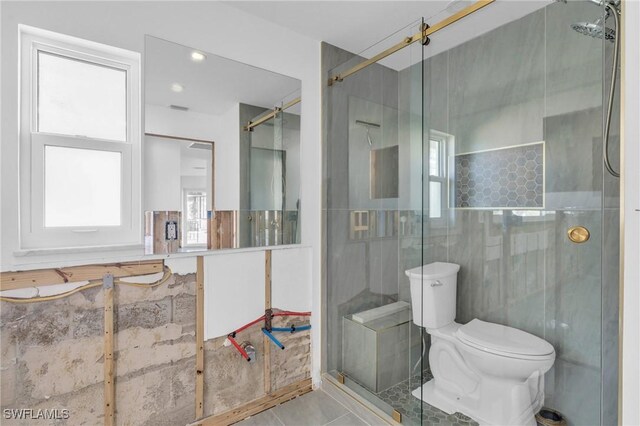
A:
[1,273,311,425]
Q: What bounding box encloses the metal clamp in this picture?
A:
[264,308,273,332]
[420,23,431,46]
[103,274,114,289]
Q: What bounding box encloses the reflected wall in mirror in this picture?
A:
[143,134,214,254]
[144,36,301,253]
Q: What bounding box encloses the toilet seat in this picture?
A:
[456,319,555,360]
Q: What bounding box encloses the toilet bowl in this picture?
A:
[407,263,555,426]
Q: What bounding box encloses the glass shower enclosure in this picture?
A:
[323,2,619,425]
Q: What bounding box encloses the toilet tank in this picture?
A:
[405,262,460,329]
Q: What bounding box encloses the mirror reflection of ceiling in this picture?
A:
[145,36,301,116]
[179,142,210,177]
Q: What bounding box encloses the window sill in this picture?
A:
[6,243,309,273]
[14,243,144,257]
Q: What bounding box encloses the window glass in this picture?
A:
[44,146,121,227]
[38,51,127,141]
[185,190,207,245]
[429,139,441,177]
[429,181,442,219]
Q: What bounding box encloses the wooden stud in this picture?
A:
[192,378,312,426]
[196,256,205,419]
[103,274,115,426]
[211,142,216,212]
[1,260,163,291]
[263,250,272,395]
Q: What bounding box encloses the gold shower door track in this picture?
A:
[327,0,495,86]
[243,97,302,131]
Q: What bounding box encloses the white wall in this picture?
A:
[621,0,640,424]
[145,104,218,141]
[0,1,322,384]
[212,104,241,211]
[144,136,183,211]
[203,246,312,340]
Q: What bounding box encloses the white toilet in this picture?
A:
[406,262,555,426]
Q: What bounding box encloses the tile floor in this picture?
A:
[236,389,375,426]
[376,371,476,426]
[236,372,477,426]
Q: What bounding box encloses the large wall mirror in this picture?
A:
[144,36,301,254]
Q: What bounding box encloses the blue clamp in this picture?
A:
[271,325,311,334]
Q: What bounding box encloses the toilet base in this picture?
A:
[412,379,542,426]
[411,379,457,415]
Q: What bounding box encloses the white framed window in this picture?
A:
[19,25,141,250]
[428,134,448,220]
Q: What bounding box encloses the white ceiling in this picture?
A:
[145,36,301,116]
[145,1,552,115]
[224,0,552,70]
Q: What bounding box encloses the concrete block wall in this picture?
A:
[203,314,311,418]
[0,273,311,425]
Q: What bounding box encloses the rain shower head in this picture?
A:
[571,19,616,41]
[564,0,621,176]
[570,0,619,42]
[355,120,380,147]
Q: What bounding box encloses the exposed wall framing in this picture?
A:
[103,274,115,426]
[196,256,205,419]
[0,260,164,291]
[1,253,311,426]
[264,250,272,396]
[193,378,312,426]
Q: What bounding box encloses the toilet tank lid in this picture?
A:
[457,319,555,356]
[405,262,460,280]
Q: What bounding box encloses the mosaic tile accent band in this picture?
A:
[454,142,544,209]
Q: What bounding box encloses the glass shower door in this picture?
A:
[324,19,430,425]
[419,2,616,425]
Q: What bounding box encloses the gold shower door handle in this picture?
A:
[567,226,590,243]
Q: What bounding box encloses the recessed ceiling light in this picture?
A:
[171,83,184,93]
[191,51,206,62]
